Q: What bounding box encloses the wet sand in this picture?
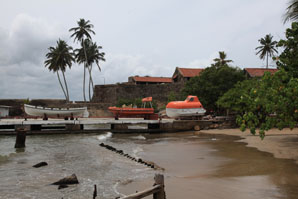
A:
[118,131,298,199]
[200,128,298,165]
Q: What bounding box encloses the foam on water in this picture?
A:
[132,146,144,159]
[131,135,146,140]
[97,132,112,141]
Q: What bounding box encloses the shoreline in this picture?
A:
[199,128,298,165]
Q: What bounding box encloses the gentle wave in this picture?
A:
[97,132,112,141]
[132,146,144,159]
[131,135,146,140]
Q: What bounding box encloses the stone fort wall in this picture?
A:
[91,82,184,106]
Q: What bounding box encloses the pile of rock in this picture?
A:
[99,143,160,169]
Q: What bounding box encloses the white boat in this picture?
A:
[166,95,206,118]
[24,104,89,118]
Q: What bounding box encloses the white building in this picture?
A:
[0,105,10,117]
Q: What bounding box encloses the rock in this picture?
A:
[118,150,123,154]
[32,162,48,168]
[99,143,105,147]
[58,184,69,189]
[52,174,79,185]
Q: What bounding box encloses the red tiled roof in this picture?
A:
[133,76,172,83]
[244,68,278,77]
[178,68,204,77]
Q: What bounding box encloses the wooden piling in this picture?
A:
[15,128,26,148]
[93,184,97,199]
[153,174,165,199]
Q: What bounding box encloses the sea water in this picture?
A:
[1,132,298,199]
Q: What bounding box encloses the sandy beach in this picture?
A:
[118,129,298,199]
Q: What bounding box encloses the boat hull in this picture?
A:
[166,108,206,118]
[24,104,89,118]
[108,107,158,119]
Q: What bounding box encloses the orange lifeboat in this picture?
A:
[166,95,206,118]
[108,97,158,120]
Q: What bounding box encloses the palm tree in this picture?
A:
[284,0,298,23]
[69,18,95,101]
[75,39,105,101]
[255,34,278,69]
[45,39,74,101]
[213,51,233,66]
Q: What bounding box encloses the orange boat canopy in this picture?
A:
[142,97,152,102]
[166,95,203,109]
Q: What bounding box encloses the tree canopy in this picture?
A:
[213,51,233,67]
[276,22,298,78]
[255,34,278,69]
[218,70,298,139]
[284,0,298,23]
[44,39,74,101]
[218,22,298,138]
[182,64,245,112]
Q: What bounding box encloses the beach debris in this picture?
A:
[32,161,48,168]
[52,174,79,185]
[99,143,164,170]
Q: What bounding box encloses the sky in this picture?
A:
[0,0,291,101]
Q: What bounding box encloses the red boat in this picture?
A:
[108,97,158,120]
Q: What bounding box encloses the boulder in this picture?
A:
[32,162,48,168]
[52,174,79,185]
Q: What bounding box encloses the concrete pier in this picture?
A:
[0,118,235,135]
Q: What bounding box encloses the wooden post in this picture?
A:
[153,174,165,199]
[15,128,26,148]
[119,174,165,199]
[93,184,97,199]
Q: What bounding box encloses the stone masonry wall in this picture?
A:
[91,82,184,107]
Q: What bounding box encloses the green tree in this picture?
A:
[213,51,232,67]
[182,65,245,112]
[255,34,278,69]
[75,39,105,101]
[276,22,298,78]
[44,39,74,101]
[216,79,258,115]
[69,18,95,101]
[218,70,298,139]
[284,0,298,23]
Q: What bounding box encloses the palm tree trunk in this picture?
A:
[83,65,86,101]
[88,68,91,101]
[88,65,94,101]
[82,40,88,101]
[266,53,269,69]
[62,71,69,102]
[57,71,68,101]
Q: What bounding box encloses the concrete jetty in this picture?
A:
[0,117,234,135]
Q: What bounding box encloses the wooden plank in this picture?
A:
[120,185,161,199]
[120,174,165,199]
